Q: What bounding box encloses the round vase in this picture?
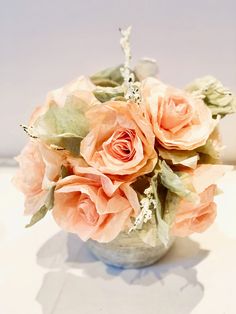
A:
[87,232,175,269]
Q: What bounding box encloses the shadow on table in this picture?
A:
[36,231,209,314]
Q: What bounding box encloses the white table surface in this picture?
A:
[0,166,236,314]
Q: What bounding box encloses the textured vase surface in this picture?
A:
[87,232,175,269]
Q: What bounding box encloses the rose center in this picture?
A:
[106,128,136,162]
[78,194,99,225]
[160,96,192,131]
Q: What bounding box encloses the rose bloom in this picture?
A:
[141,78,217,150]
[13,141,64,215]
[53,166,140,243]
[171,184,217,237]
[171,164,232,237]
[80,101,157,181]
[30,76,99,125]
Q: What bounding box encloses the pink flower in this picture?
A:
[171,184,217,237]
[80,101,157,181]
[30,76,99,125]
[13,141,64,215]
[53,166,140,242]
[141,78,217,150]
[171,164,232,236]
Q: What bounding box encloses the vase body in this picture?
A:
[87,232,175,269]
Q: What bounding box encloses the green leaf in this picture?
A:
[158,160,196,201]
[32,95,90,156]
[134,58,158,81]
[91,78,119,87]
[111,96,126,101]
[46,186,56,210]
[25,186,55,228]
[137,175,180,247]
[25,205,48,228]
[60,165,69,179]
[196,127,222,163]
[93,86,124,103]
[197,142,219,160]
[158,146,199,169]
[51,136,83,156]
[185,75,236,117]
[164,191,179,226]
[151,174,169,247]
[137,215,159,247]
[90,65,124,87]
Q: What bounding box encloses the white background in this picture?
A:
[1,0,236,162]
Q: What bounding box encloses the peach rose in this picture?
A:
[171,164,232,236]
[171,184,217,237]
[80,101,157,181]
[13,141,65,215]
[53,166,140,242]
[30,76,99,125]
[141,78,217,150]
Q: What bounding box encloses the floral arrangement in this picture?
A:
[14,27,235,247]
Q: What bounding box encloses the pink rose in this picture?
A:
[30,76,99,125]
[171,164,232,236]
[171,184,217,237]
[13,141,64,215]
[80,101,157,181]
[141,78,217,150]
[53,166,140,242]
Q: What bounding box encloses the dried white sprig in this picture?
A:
[120,26,131,71]
[119,26,141,104]
[129,186,155,233]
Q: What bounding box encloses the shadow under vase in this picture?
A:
[36,231,209,314]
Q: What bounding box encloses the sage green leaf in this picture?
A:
[151,174,169,247]
[90,65,124,86]
[137,216,159,247]
[158,146,199,169]
[112,96,126,101]
[60,165,69,179]
[159,160,195,200]
[196,127,222,163]
[134,58,158,81]
[164,191,179,226]
[25,186,55,228]
[46,186,56,210]
[93,86,124,103]
[32,96,90,156]
[91,78,119,87]
[186,76,236,117]
[25,205,48,228]
[52,136,83,156]
[197,141,220,160]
